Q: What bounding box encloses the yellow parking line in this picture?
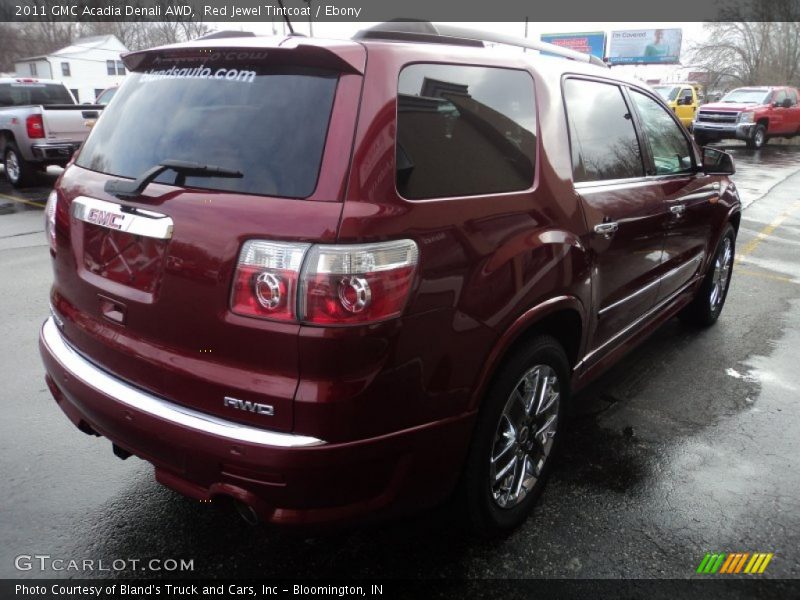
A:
[0,192,45,209]
[736,268,799,286]
[736,200,800,261]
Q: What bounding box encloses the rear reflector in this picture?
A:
[231,239,419,326]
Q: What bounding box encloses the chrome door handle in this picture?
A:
[670,204,686,216]
[594,222,619,237]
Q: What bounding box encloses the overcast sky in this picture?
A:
[208,21,710,82]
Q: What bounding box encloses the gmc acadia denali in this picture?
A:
[39,23,741,535]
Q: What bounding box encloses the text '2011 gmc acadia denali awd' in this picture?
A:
[39,22,741,535]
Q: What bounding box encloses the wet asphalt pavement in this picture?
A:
[1,144,800,583]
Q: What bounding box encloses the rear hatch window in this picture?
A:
[76,63,338,198]
[0,82,75,106]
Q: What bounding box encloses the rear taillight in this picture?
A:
[26,114,44,139]
[231,239,419,326]
[300,241,419,325]
[45,190,57,253]
[230,240,310,322]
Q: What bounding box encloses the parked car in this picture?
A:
[693,86,800,149]
[39,23,741,535]
[652,83,702,129]
[95,86,118,105]
[0,78,103,187]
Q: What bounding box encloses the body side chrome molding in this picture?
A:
[597,253,703,318]
[579,274,701,370]
[41,317,324,448]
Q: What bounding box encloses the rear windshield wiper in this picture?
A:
[104,159,243,199]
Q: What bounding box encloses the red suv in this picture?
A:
[39,23,741,535]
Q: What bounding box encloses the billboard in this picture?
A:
[608,29,683,65]
[540,32,606,60]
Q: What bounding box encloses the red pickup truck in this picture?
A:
[693,86,800,149]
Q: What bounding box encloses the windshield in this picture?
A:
[95,87,117,104]
[653,85,680,101]
[76,64,338,199]
[720,88,770,104]
[0,82,74,106]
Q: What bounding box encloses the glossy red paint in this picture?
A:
[40,34,741,526]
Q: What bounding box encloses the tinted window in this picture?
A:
[630,90,693,175]
[773,89,787,105]
[0,83,74,106]
[76,66,338,199]
[788,89,798,106]
[563,79,644,183]
[396,64,536,199]
[653,85,679,101]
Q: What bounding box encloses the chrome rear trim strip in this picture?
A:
[71,196,174,240]
[42,317,324,448]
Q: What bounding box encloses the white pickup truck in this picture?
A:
[0,78,103,187]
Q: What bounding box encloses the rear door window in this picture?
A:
[396,63,536,199]
[76,65,338,199]
[563,78,645,183]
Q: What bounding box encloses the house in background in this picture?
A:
[14,35,129,103]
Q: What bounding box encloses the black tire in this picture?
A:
[745,124,767,149]
[3,141,35,187]
[679,224,736,327]
[461,335,569,537]
[694,133,711,147]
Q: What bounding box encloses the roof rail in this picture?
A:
[354,22,609,69]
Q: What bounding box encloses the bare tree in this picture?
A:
[1,7,212,73]
[689,0,800,90]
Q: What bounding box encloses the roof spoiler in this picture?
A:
[354,21,609,69]
[122,38,365,75]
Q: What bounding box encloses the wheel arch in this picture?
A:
[0,129,16,154]
[469,296,587,412]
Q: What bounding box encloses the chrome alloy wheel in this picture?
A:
[710,236,733,310]
[5,150,20,183]
[490,365,560,509]
[753,128,765,147]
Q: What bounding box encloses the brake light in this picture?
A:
[300,241,419,325]
[230,240,309,322]
[45,190,57,253]
[231,240,419,325]
[26,114,44,139]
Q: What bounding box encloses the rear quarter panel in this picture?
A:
[323,45,592,430]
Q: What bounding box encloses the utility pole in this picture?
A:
[523,17,529,53]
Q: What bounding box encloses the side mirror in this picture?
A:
[702,147,735,175]
[782,98,792,108]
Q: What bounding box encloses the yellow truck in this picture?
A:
[652,83,703,129]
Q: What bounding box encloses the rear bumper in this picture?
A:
[39,317,473,526]
[30,142,80,163]
[693,121,755,140]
